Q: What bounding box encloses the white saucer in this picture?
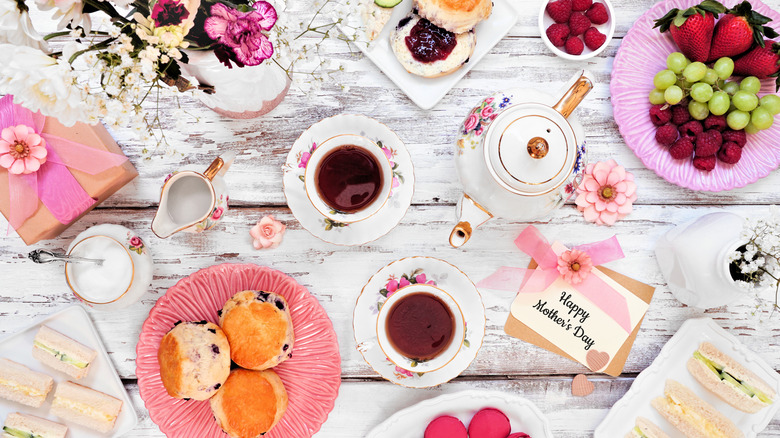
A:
[67,224,153,310]
[283,114,415,246]
[353,257,485,388]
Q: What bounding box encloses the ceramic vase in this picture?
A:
[655,211,747,309]
[181,50,291,119]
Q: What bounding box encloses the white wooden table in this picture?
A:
[3,0,780,436]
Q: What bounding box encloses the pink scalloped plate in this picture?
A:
[611,0,780,192]
[136,264,341,438]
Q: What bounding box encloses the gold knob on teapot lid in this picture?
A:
[527,137,549,159]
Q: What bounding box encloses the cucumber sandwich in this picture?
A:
[2,412,67,438]
[32,326,96,380]
[624,417,670,438]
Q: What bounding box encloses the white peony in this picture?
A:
[0,44,89,126]
[34,0,91,31]
[0,0,47,51]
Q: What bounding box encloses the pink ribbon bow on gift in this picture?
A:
[0,95,128,230]
[478,225,632,333]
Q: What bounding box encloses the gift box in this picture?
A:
[0,96,137,245]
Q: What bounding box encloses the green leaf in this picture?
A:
[379,288,388,297]
[411,360,418,367]
[464,339,471,348]
[298,175,305,182]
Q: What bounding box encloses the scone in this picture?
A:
[390,13,476,78]
[158,321,231,401]
[218,290,294,370]
[415,0,492,33]
[210,369,288,438]
[361,0,394,41]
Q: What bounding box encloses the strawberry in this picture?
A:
[708,1,778,62]
[733,40,780,90]
[653,0,726,62]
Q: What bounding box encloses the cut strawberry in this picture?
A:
[653,0,726,62]
[708,1,778,62]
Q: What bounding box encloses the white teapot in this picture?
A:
[449,71,593,247]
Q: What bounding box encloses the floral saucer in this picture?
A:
[353,257,485,388]
[283,114,415,246]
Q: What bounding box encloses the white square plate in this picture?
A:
[345,0,520,109]
[0,305,138,437]
[595,318,780,438]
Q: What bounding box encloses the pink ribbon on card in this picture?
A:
[478,225,632,333]
[0,95,128,230]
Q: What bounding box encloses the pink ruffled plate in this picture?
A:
[136,264,341,437]
[611,0,780,192]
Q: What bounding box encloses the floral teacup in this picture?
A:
[375,283,465,373]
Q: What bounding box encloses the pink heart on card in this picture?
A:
[586,350,610,372]
[571,374,594,397]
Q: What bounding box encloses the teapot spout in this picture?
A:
[449,194,493,248]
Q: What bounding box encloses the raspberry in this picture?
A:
[564,36,584,55]
[671,105,691,126]
[717,142,742,164]
[722,129,747,147]
[546,0,573,23]
[569,12,591,36]
[655,124,679,146]
[649,104,672,126]
[693,155,717,171]
[546,23,570,47]
[585,2,609,25]
[669,137,694,159]
[572,0,592,11]
[679,120,703,139]
[704,114,727,132]
[695,130,723,157]
[583,27,606,50]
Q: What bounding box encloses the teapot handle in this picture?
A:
[552,70,593,119]
[203,152,236,181]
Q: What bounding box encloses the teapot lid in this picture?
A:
[484,103,578,195]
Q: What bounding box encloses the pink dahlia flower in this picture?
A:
[574,159,637,226]
[0,125,47,175]
[557,249,593,285]
[204,2,277,66]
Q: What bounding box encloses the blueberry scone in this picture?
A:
[158,321,231,400]
[219,290,295,370]
[414,0,492,34]
[390,12,476,78]
[210,369,288,438]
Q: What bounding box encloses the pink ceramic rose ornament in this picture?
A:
[250,215,286,249]
[0,125,47,175]
[575,159,637,225]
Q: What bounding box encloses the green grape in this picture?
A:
[654,69,678,90]
[733,91,759,111]
[702,69,719,85]
[751,107,774,130]
[759,94,780,115]
[665,85,684,105]
[683,62,707,82]
[740,76,762,94]
[666,52,689,74]
[708,91,730,116]
[713,57,735,80]
[681,79,695,89]
[689,100,710,120]
[727,110,751,130]
[722,81,740,95]
[690,83,714,102]
[649,88,667,105]
[745,122,761,134]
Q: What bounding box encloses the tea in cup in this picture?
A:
[65,235,134,308]
[376,283,465,373]
[304,134,393,223]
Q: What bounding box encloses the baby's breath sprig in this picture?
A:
[730,206,780,315]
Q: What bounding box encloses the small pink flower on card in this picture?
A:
[575,159,637,226]
[250,215,286,249]
[0,125,47,175]
[557,249,593,284]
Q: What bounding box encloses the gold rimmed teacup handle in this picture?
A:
[449,222,473,248]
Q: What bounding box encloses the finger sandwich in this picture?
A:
[2,412,67,438]
[32,326,96,380]
[50,381,122,433]
[652,379,744,438]
[625,416,670,438]
[0,359,54,408]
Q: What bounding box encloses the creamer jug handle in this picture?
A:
[204,152,236,180]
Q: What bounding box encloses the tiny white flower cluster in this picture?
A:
[731,206,780,310]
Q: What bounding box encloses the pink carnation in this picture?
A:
[250,215,286,249]
[574,159,637,226]
[557,249,593,285]
[0,125,47,175]
[204,2,277,66]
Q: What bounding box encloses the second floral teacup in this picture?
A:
[304,134,393,223]
[376,283,465,373]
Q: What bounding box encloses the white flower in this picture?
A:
[0,0,47,51]
[34,0,91,31]
[0,44,88,126]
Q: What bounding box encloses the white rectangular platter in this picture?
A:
[344,0,520,109]
[0,305,138,437]
[595,317,780,438]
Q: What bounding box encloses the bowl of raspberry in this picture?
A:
[539,0,615,60]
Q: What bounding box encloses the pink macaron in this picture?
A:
[467,408,512,438]
[507,433,531,438]
[424,415,468,438]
